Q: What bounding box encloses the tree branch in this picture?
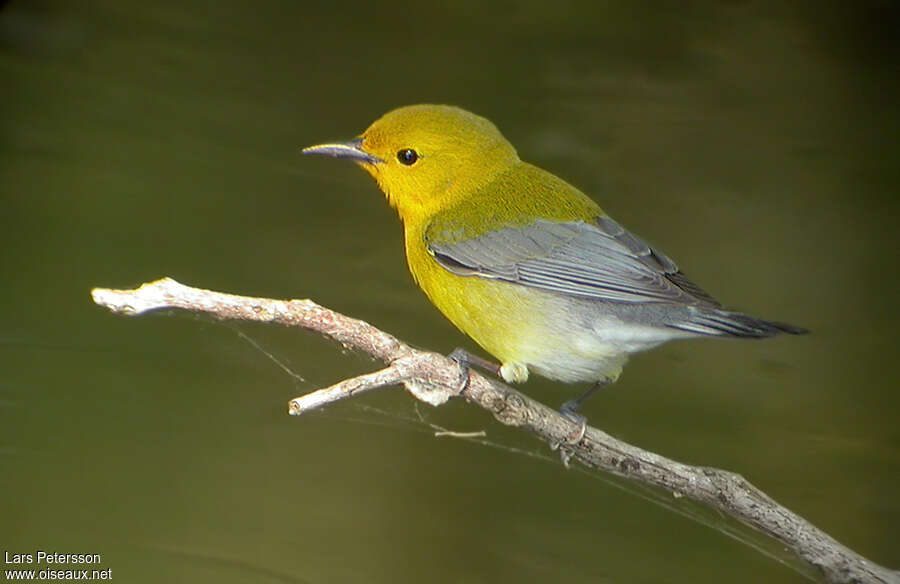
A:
[91,278,897,584]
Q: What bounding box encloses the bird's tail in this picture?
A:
[669,309,808,338]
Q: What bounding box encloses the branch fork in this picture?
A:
[288,350,464,413]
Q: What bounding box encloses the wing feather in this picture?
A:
[427,218,722,307]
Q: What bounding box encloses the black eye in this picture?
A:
[397,149,419,166]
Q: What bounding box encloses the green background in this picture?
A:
[2,2,897,582]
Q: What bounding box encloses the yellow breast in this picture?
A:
[405,224,539,362]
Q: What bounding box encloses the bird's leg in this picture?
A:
[559,380,609,443]
[448,348,501,393]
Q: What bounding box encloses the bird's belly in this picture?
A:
[509,302,673,384]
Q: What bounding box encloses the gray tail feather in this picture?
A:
[669,310,809,338]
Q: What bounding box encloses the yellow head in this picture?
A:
[303,105,520,221]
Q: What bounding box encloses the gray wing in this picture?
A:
[427,217,722,307]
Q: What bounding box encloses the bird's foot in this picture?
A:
[556,381,608,445]
[447,348,500,394]
[549,440,575,469]
[559,400,589,444]
[548,402,588,469]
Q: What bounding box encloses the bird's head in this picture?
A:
[303,104,520,221]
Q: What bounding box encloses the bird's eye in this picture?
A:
[397,149,419,166]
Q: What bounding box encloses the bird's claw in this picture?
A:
[547,401,589,469]
[448,348,472,395]
[560,400,588,444]
[548,437,576,469]
[448,348,503,394]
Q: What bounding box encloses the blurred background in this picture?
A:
[2,1,897,582]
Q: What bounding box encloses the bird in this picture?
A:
[302,104,806,416]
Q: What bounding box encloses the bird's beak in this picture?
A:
[301,138,383,165]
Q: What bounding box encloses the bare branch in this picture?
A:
[91,278,898,584]
[288,366,407,413]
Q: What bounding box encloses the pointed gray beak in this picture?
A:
[301,138,383,164]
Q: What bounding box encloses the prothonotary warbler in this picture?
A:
[303,104,806,414]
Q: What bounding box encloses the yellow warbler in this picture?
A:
[303,105,805,411]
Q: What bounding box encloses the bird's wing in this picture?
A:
[426,217,722,307]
